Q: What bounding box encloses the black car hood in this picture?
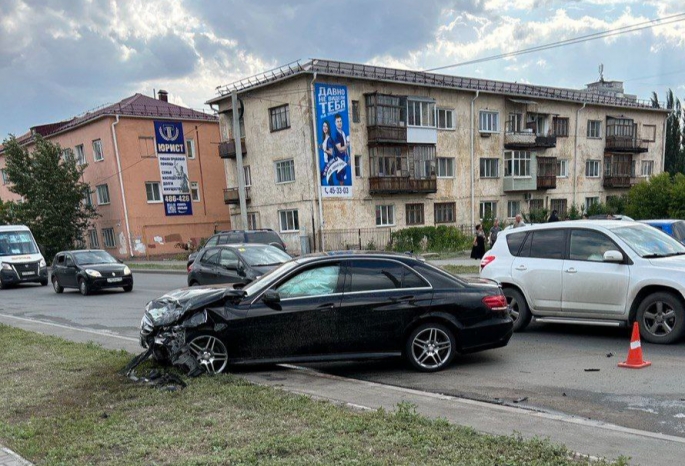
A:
[80,263,126,273]
[145,286,245,328]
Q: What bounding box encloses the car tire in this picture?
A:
[503,288,532,332]
[78,278,90,296]
[52,276,64,294]
[186,332,229,374]
[636,292,685,344]
[189,280,199,287]
[123,285,133,292]
[40,279,48,286]
[405,322,456,372]
[0,280,9,290]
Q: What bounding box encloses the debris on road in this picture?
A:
[606,352,614,358]
[513,397,528,403]
[584,368,600,372]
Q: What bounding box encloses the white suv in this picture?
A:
[480,220,685,344]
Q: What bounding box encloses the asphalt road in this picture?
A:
[2,271,685,439]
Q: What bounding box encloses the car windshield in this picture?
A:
[73,250,118,265]
[610,224,685,258]
[242,261,299,297]
[0,231,38,256]
[238,245,291,267]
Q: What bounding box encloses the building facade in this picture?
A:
[0,92,228,258]
[207,59,669,252]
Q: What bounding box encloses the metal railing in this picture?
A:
[322,228,394,251]
[369,176,437,194]
[218,138,247,159]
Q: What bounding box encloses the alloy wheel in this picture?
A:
[411,327,452,370]
[642,300,677,338]
[187,335,228,374]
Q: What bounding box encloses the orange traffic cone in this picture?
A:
[618,322,651,369]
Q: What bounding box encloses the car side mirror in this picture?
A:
[237,263,246,277]
[262,289,280,304]
[603,250,624,263]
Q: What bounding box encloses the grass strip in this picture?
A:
[442,264,480,275]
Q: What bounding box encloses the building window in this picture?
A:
[1,169,7,185]
[83,187,93,206]
[407,99,436,128]
[375,204,395,226]
[551,199,568,217]
[529,199,543,211]
[642,124,657,142]
[479,111,499,133]
[504,151,531,177]
[352,100,360,123]
[243,166,252,187]
[61,149,73,162]
[480,201,497,220]
[553,117,569,137]
[92,139,104,161]
[247,212,258,230]
[507,201,521,218]
[586,160,601,178]
[585,197,599,211]
[186,139,196,159]
[139,136,155,158]
[354,155,363,178]
[269,104,290,132]
[102,228,116,248]
[437,108,455,130]
[366,94,404,127]
[641,160,654,177]
[587,120,602,139]
[556,159,568,178]
[96,184,110,205]
[434,202,455,224]
[75,144,86,165]
[406,204,424,226]
[607,118,634,138]
[88,229,99,249]
[279,209,299,232]
[190,182,200,202]
[480,158,499,178]
[437,157,455,178]
[145,182,162,203]
[275,159,295,183]
[506,113,522,133]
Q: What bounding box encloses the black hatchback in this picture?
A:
[51,250,133,295]
[140,252,513,374]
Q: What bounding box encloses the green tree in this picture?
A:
[653,90,684,175]
[0,197,16,224]
[2,135,98,258]
[625,172,672,219]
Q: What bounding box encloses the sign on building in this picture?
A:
[154,121,193,216]
[315,84,353,197]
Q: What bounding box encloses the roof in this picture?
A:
[294,250,423,263]
[0,225,31,232]
[639,219,684,225]
[208,58,669,112]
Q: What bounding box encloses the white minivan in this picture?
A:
[0,225,48,288]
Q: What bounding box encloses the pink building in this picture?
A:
[0,91,229,259]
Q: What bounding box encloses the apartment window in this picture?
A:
[1,169,7,185]
[585,197,599,211]
[375,205,395,226]
[406,204,424,226]
[354,155,363,178]
[556,159,568,178]
[247,212,258,230]
[504,151,531,177]
[586,160,601,178]
[642,125,657,142]
[479,111,499,133]
[190,182,200,202]
[88,229,99,249]
[279,209,299,232]
[102,228,116,248]
[75,144,86,165]
[96,184,110,205]
[407,99,436,128]
[275,159,295,183]
[550,199,568,216]
[437,108,455,130]
[243,166,252,187]
[269,104,290,132]
[434,202,455,224]
[553,117,569,137]
[352,100,360,123]
[507,201,521,218]
[92,139,104,161]
[145,182,161,203]
[641,160,654,177]
[186,139,196,159]
[138,136,155,158]
[607,118,634,138]
[61,149,73,162]
[507,113,522,133]
[480,158,499,178]
[83,187,93,206]
[480,201,497,220]
[587,120,602,139]
[437,157,455,178]
[529,199,543,211]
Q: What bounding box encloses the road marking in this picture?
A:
[0,313,138,342]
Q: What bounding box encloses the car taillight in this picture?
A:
[187,263,193,273]
[480,255,495,270]
[482,295,507,313]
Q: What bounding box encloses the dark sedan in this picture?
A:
[138,252,513,374]
[188,243,291,286]
[51,249,133,295]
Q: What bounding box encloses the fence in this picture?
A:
[321,225,475,252]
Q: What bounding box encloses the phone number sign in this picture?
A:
[163,194,193,216]
[322,186,350,196]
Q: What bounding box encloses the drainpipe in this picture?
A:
[573,103,587,207]
[470,91,480,228]
[309,72,325,251]
[111,115,134,257]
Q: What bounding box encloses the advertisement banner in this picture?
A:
[315,83,353,197]
[154,120,193,216]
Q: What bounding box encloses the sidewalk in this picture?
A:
[0,446,32,466]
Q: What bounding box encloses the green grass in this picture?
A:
[442,264,480,275]
[0,325,629,465]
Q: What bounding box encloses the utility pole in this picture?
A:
[232,90,248,229]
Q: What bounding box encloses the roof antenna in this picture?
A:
[598,64,604,82]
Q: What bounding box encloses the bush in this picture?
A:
[391,226,473,253]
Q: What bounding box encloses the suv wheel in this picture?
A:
[503,288,532,332]
[636,292,685,344]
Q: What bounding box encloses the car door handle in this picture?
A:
[391,295,415,303]
[316,303,335,311]
[515,265,527,271]
[565,268,577,274]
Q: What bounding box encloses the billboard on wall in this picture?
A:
[154,121,193,216]
[315,83,353,198]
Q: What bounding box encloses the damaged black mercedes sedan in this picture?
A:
[139,252,513,374]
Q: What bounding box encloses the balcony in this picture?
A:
[603,176,634,189]
[504,131,557,150]
[605,136,648,153]
[218,138,247,159]
[223,187,251,204]
[536,157,557,190]
[367,125,407,145]
[369,176,437,195]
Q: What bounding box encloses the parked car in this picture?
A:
[639,219,685,245]
[0,225,48,288]
[188,243,291,286]
[140,252,513,374]
[187,229,287,269]
[51,249,133,295]
[480,220,685,344]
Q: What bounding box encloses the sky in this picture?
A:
[1,0,685,138]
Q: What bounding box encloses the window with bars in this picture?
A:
[479,201,496,220]
[480,158,499,178]
[269,104,290,132]
[275,159,295,183]
[145,182,161,203]
[102,228,116,248]
[88,229,100,249]
[434,202,455,224]
[405,204,424,226]
[553,117,569,137]
[504,151,531,177]
[375,205,395,226]
[479,111,499,133]
[279,209,299,232]
[587,120,602,138]
[586,160,600,177]
[437,108,455,130]
[96,184,110,205]
[550,199,568,216]
[437,157,454,177]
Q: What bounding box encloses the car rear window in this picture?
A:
[520,230,566,259]
[248,232,283,246]
[506,232,527,256]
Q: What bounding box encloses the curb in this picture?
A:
[129,268,186,275]
[0,446,33,466]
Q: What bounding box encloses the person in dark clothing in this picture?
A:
[470,224,486,260]
[548,210,560,222]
